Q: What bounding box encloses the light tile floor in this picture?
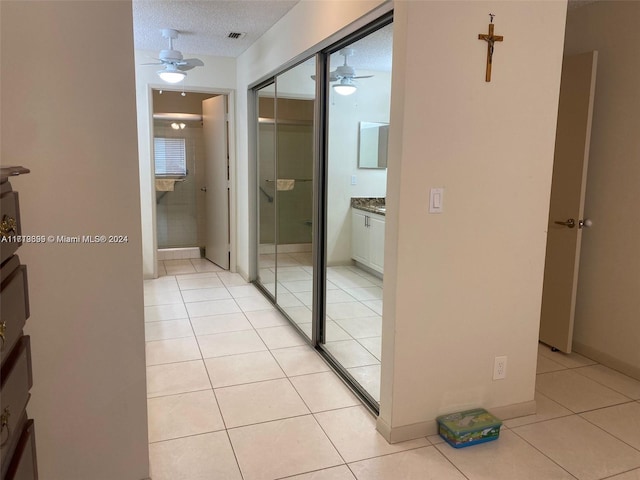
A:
[145,259,640,480]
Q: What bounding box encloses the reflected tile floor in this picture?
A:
[145,260,640,480]
[257,252,383,400]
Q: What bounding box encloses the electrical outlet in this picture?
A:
[493,356,507,380]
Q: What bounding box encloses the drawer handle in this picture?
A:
[0,215,17,238]
[0,321,5,348]
[0,407,10,447]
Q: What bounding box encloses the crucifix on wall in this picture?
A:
[478,14,503,82]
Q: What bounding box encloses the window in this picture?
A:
[154,137,186,177]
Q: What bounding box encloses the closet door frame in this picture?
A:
[251,9,394,415]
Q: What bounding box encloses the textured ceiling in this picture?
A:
[134,0,393,71]
[133,0,300,58]
[330,22,393,73]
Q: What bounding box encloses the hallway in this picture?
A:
[144,260,640,480]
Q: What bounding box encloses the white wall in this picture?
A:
[135,51,236,278]
[564,1,640,379]
[0,2,149,479]
[379,0,567,441]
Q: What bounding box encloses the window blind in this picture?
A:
[154,137,187,177]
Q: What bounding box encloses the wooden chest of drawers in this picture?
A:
[1,256,29,366]
[1,166,37,480]
[0,188,21,265]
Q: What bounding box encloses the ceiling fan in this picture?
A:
[142,29,204,84]
[312,48,373,96]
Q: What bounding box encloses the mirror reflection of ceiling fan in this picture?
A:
[142,29,204,84]
[311,48,373,96]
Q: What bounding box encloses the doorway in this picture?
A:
[152,89,231,270]
[539,52,597,354]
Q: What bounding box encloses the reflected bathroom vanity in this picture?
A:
[351,198,385,274]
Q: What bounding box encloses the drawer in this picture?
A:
[1,411,27,479]
[1,256,29,367]
[4,420,37,480]
[0,190,22,264]
[0,337,32,467]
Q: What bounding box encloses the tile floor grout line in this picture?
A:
[181,272,234,434]
[576,399,638,415]
[170,265,248,479]
[578,405,640,454]
[274,465,349,480]
[428,443,473,480]
[146,385,212,400]
[504,427,582,480]
[600,467,640,479]
[223,428,248,480]
[223,412,321,432]
[146,357,207,367]
[308,410,350,467]
[147,427,227,445]
[570,366,640,400]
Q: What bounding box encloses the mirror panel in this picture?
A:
[322,22,393,404]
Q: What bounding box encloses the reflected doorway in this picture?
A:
[153,89,230,269]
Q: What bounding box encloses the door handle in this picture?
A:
[579,218,592,229]
[200,187,207,192]
[554,218,575,228]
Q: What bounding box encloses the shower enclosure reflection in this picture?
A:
[256,58,316,339]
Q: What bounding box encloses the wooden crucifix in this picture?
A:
[478,14,503,82]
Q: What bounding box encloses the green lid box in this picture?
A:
[436,408,502,448]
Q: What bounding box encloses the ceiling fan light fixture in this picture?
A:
[333,78,357,96]
[158,65,186,84]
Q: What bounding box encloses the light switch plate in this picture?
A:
[429,188,444,213]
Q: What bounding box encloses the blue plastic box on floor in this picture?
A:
[436,408,502,448]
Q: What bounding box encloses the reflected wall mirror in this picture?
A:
[358,121,389,169]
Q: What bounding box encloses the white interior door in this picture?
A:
[539,52,598,353]
[202,95,230,269]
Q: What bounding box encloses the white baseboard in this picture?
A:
[376,400,537,444]
[259,243,312,254]
[573,341,640,381]
[157,247,201,260]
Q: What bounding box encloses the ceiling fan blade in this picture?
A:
[182,58,204,67]
[141,62,164,66]
[310,74,339,82]
[353,75,374,79]
[177,58,204,71]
